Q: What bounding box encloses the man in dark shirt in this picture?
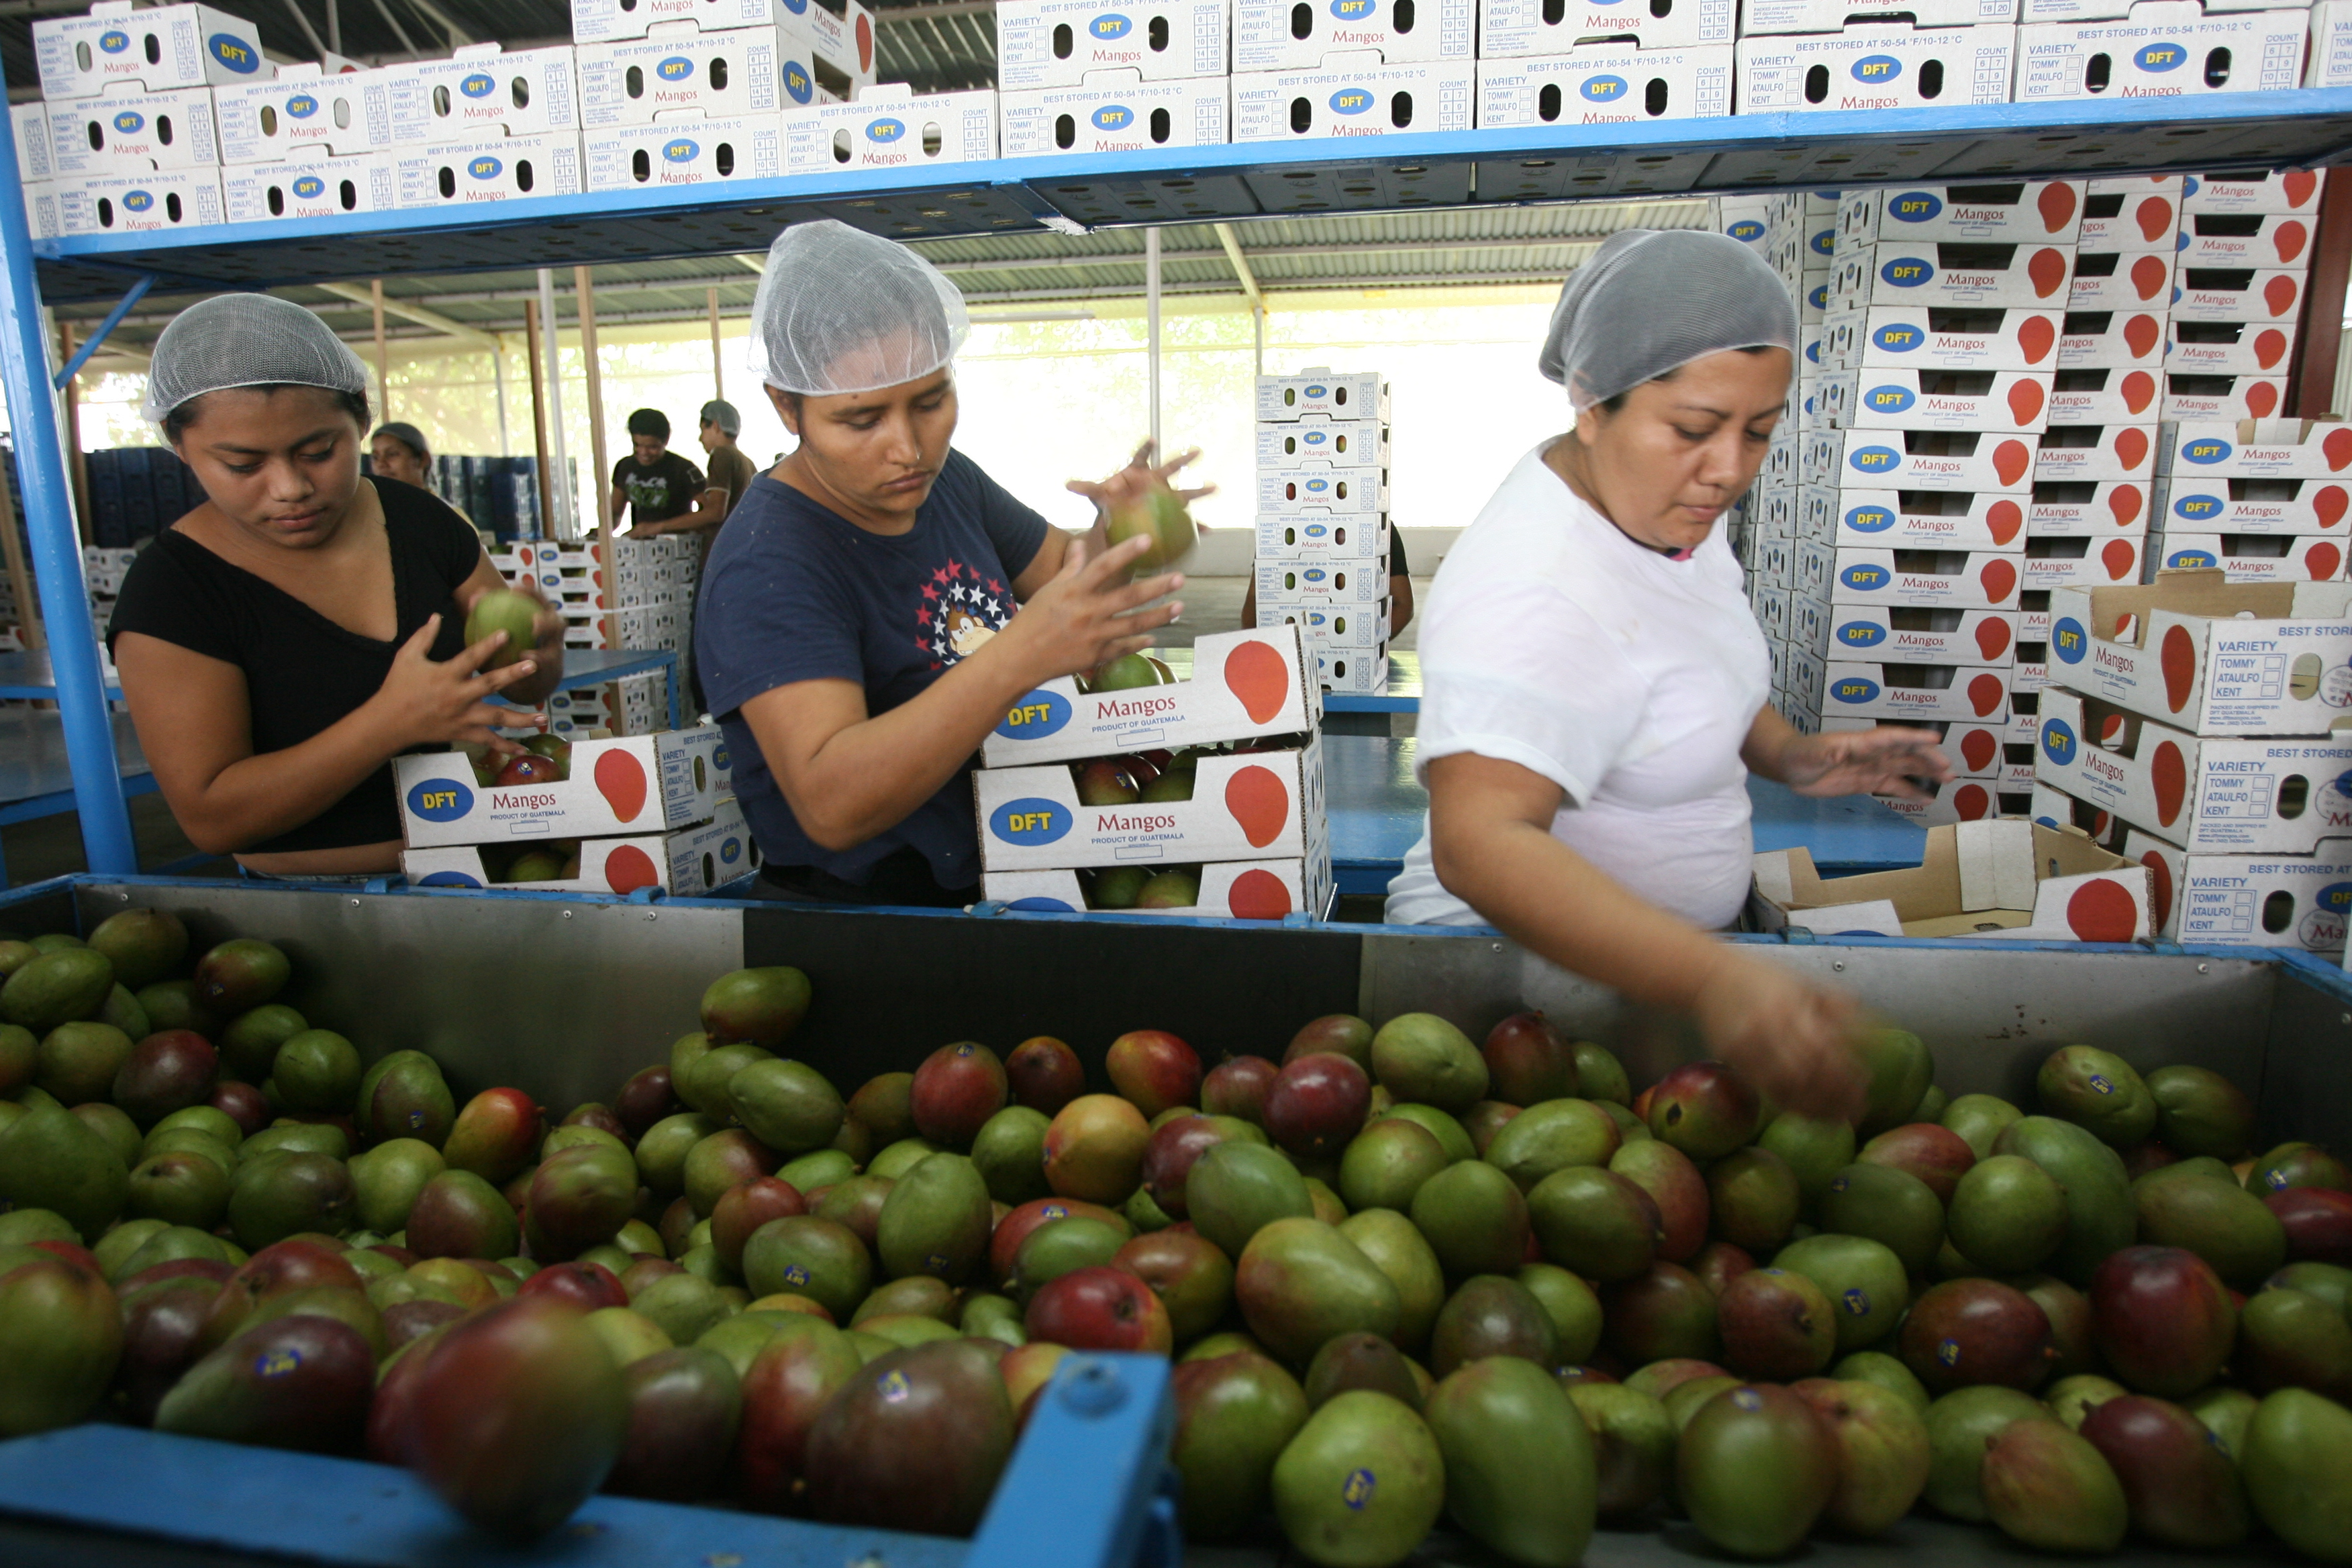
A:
[609,408,716,535]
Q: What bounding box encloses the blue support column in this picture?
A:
[0,114,138,875]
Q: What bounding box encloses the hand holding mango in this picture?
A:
[1105,491,1198,579]
[464,589,544,673]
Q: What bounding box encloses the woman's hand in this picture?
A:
[1066,440,1216,519]
[994,534,1183,685]
[1778,725,1954,800]
[366,615,544,753]
[1691,950,1871,1125]
[460,576,567,667]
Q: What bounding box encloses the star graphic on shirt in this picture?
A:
[921,583,939,602]
[917,606,932,628]
[987,578,1004,597]
[932,565,952,585]
[979,595,1002,619]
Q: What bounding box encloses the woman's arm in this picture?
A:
[1742,707,1954,798]
[117,618,542,856]
[1427,750,1867,1122]
[741,534,1179,852]
[456,552,565,707]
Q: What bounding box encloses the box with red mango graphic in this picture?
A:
[2048,367,2161,425]
[1836,182,2085,251]
[2058,311,2165,370]
[1836,429,2039,491]
[1751,820,2152,941]
[2175,213,2317,270]
[2035,423,2157,483]
[981,846,1335,923]
[1867,778,2022,827]
[2182,170,2326,217]
[2159,420,2352,481]
[2124,830,2352,953]
[1832,490,2030,550]
[2154,475,2349,535]
[393,725,730,849]
[2026,479,2151,536]
[1824,660,2012,721]
[2067,250,2173,311]
[1833,369,2053,434]
[401,799,755,896]
[1824,604,2018,665]
[974,740,1324,872]
[2075,185,2182,252]
[2162,375,2290,424]
[1832,242,2074,310]
[2022,532,2143,589]
[1856,307,2063,372]
[979,626,1317,769]
[2166,322,2296,377]
[2169,268,2305,325]
[1831,548,2024,609]
[2044,571,2352,736]
[2148,534,2347,584]
[2034,687,2352,853]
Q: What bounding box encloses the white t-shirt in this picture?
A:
[1384,442,1772,930]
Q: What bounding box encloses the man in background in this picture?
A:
[369,422,434,489]
[696,399,757,538]
[610,408,715,536]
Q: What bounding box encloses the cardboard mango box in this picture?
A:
[981,626,1318,769]
[2027,479,2150,535]
[1752,819,2153,941]
[403,798,754,897]
[1832,548,2024,609]
[2035,687,2352,853]
[2022,532,2143,589]
[1830,370,2054,434]
[2155,475,2349,535]
[2035,423,2157,483]
[1836,181,2084,250]
[1825,660,2012,721]
[1835,429,2038,491]
[2066,250,2173,311]
[1832,489,2028,549]
[975,738,1326,872]
[2124,828,2352,952]
[2149,534,2347,584]
[395,726,730,848]
[2159,420,2352,481]
[1867,778,2028,826]
[1826,605,2017,665]
[1855,307,2063,371]
[1825,715,2010,777]
[2161,375,2288,424]
[2047,569,2352,734]
[981,845,1335,922]
[2031,777,2128,850]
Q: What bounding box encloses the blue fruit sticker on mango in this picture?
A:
[1342,1469,1376,1510]
[1732,1389,1765,1411]
[1938,1338,1960,1367]
[2089,1073,2115,1095]
[1843,1288,1870,1315]
[255,1349,302,1378]
[879,1371,912,1404]
[783,1263,811,1285]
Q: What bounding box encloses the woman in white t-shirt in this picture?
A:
[1385,230,1953,1122]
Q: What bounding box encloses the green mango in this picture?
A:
[135,981,217,1038]
[1922,1385,2047,1520]
[2146,1065,2258,1161]
[356,1051,454,1146]
[99,985,150,1044]
[92,1218,170,1279]
[0,1102,127,1240]
[1569,1381,1675,1520]
[0,1208,77,1247]
[1411,1159,1530,1278]
[2036,1046,2156,1148]
[1758,1114,1857,1216]
[1570,1041,1630,1107]
[1940,1093,2024,1160]
[147,1104,242,1151]
[970,1106,1052,1206]
[0,1252,123,1436]
[192,939,290,1016]
[1855,1027,1934,1137]
[776,1148,856,1193]
[272,1030,360,1115]
[1187,1141,1313,1261]
[114,1225,234,1283]
[1,948,114,1034]
[1991,1116,2134,1286]
[1481,1099,1618,1193]
[1336,1118,1447,1214]
[741,1216,870,1320]
[125,1150,232,1230]
[1775,1234,1910,1353]
[1171,1351,1310,1539]
[865,1136,940,1182]
[226,1150,354,1250]
[244,1122,347,1162]
[1272,1391,1443,1568]
[1235,1218,1401,1365]
[1981,1418,2126,1553]
[1678,1383,1842,1558]
[634,1112,719,1198]
[70,1101,141,1169]
[1819,1162,1944,1276]
[697,966,810,1048]
[727,1058,844,1156]
[1368,1014,1488,1116]
[34,1020,132,1106]
[348,1138,447,1234]
[630,1273,729,1346]
[2137,1174,2288,1287]
[84,908,187,991]
[219,1005,307,1082]
[1424,1355,1596,1567]
[875,1152,991,1284]
[1014,1217,1126,1303]
[1337,1209,1445,1355]
[1946,1155,2067,1275]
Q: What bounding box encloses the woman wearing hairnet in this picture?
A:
[1384,231,1953,1121]
[695,222,1204,905]
[108,294,564,876]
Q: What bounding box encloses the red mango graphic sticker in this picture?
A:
[1227,868,1293,921]
[1980,558,2018,603]
[856,11,873,69]
[2315,487,2347,529]
[2255,330,2288,370]
[2120,371,2155,415]
[1975,618,2012,660]
[2108,485,2143,528]
[2283,170,2318,209]
[1994,440,2032,487]
[2264,275,2300,317]
[2276,220,2308,264]
[2018,315,2057,364]
[1222,639,1289,724]
[2038,182,2077,232]
[2142,850,2173,932]
[2066,878,2137,942]
[1967,673,2005,717]
[2027,248,2068,298]
[2135,197,2174,242]
[2114,428,2151,472]
[2324,428,2352,473]
[1224,766,1289,849]
[2122,315,2162,359]
[603,844,659,895]
[1953,783,1992,819]
[2130,255,2169,301]
[1961,729,1998,771]
[2102,539,2138,581]
[2150,740,2188,826]
[595,749,648,823]
[2008,379,2045,427]
[2246,383,2280,419]
[1988,499,2023,547]
[2161,624,2197,712]
[2306,542,2342,581]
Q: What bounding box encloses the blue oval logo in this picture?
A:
[1727,219,1765,242]
[1881,256,1934,287]
[1328,88,1373,115]
[1302,430,1328,446]
[1303,479,1329,496]
[291,175,324,199]
[1092,12,1132,36]
[1865,384,1916,413]
[1091,103,1132,130]
[2318,881,2352,914]
[1841,562,1892,592]
[2041,717,2079,766]
[1831,677,1882,705]
[1810,228,1834,256]
[1849,445,1901,473]
[99,29,130,52]
[285,93,318,118]
[720,837,742,864]
[469,155,503,180]
[1837,619,1888,647]
[2166,548,2218,569]
[1580,75,1628,102]
[2135,40,2187,71]
[2171,491,2222,520]
[1330,0,1375,15]
[1845,503,1894,533]
[111,110,144,134]
[990,797,1070,846]
[1306,610,1330,628]
[714,744,730,770]
[783,61,814,102]
[663,138,698,162]
[657,55,693,80]
[416,870,484,887]
[1302,521,1330,537]
[122,189,153,211]
[209,32,260,71]
[461,70,496,97]
[1808,281,1830,310]
[1302,566,1328,584]
[867,117,905,141]
[1890,191,1943,222]
[996,689,1073,740]
[1851,52,1902,83]
[2053,616,2089,663]
[406,778,476,821]
[1305,383,1328,397]
[2181,438,2233,464]
[1872,323,1923,354]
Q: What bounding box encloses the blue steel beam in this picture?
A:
[52,273,155,389]
[0,107,137,875]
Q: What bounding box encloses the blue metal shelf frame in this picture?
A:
[11,89,2352,872]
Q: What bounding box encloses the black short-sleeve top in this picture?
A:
[107,479,482,854]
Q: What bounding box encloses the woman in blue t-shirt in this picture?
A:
[695,221,1207,905]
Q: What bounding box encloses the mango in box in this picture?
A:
[393,726,730,848]
[982,626,1317,768]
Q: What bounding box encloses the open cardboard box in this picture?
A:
[981,841,1335,922]
[2046,567,2352,734]
[395,726,730,848]
[975,738,1325,871]
[2124,828,2352,952]
[1752,819,2153,940]
[981,625,1318,769]
[403,798,754,896]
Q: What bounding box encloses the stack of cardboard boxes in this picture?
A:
[1253,369,1391,697]
[490,534,699,736]
[973,625,1333,919]
[2030,566,2352,954]
[2155,412,2352,585]
[395,722,752,895]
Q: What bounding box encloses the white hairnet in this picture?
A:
[749,219,969,397]
[1541,230,1798,412]
[142,293,370,424]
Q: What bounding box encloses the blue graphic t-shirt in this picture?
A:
[695,451,1050,890]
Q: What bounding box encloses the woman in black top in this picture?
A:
[109,294,564,877]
